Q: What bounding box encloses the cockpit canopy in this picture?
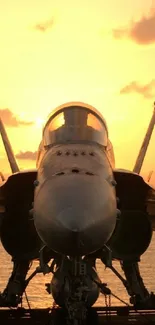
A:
[43,102,108,147]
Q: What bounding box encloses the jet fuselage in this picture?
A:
[34,102,117,256]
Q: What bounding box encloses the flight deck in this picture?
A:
[0,306,155,325]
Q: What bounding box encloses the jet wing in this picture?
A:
[0,169,37,221]
[0,116,37,213]
[145,188,155,230]
[0,179,5,230]
[0,169,41,259]
[113,169,155,231]
[0,169,37,207]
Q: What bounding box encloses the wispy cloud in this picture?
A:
[120,80,155,98]
[34,17,54,32]
[15,151,37,160]
[113,8,155,45]
[0,109,34,127]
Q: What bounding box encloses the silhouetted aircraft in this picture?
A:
[0,102,155,323]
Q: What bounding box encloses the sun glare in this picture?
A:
[35,117,45,128]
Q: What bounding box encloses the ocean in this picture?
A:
[0,234,155,309]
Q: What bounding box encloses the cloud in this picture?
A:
[112,28,128,39]
[113,9,155,44]
[34,17,54,32]
[120,79,155,98]
[15,151,37,160]
[0,109,34,127]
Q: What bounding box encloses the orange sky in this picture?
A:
[0,0,155,178]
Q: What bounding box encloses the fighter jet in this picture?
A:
[0,102,155,323]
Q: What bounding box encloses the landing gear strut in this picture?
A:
[121,260,155,308]
[100,246,155,309]
[0,258,30,307]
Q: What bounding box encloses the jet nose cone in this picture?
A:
[54,207,95,255]
[57,207,94,232]
[34,174,117,256]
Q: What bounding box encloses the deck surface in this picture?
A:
[0,306,155,324]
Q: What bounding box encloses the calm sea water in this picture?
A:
[0,234,155,309]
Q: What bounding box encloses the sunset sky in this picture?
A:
[0,0,155,179]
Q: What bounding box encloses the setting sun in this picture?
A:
[34,117,45,128]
